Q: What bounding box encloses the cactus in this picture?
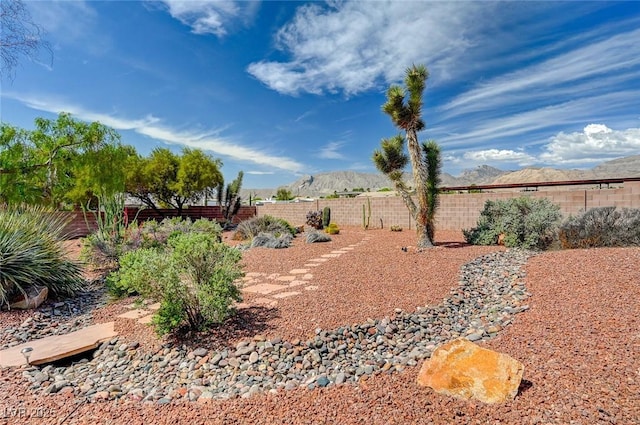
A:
[322,206,331,228]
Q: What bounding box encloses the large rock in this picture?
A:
[417,338,524,404]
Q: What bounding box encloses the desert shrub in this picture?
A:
[234,215,295,240]
[0,205,84,307]
[306,230,332,243]
[325,222,340,235]
[250,232,293,249]
[463,197,562,250]
[106,232,243,335]
[558,206,640,248]
[306,210,323,230]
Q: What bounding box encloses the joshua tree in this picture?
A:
[373,64,441,248]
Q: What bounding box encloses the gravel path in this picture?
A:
[0,228,638,424]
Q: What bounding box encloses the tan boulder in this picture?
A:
[417,337,524,404]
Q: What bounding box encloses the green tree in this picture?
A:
[373,64,442,248]
[217,171,243,227]
[0,113,128,208]
[125,147,223,216]
[275,187,293,201]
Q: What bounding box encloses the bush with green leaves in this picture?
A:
[106,232,243,335]
[558,206,640,248]
[234,215,295,240]
[463,197,562,250]
[0,205,84,307]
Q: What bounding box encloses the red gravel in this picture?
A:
[1,228,639,424]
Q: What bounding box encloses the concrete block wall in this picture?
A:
[256,182,640,231]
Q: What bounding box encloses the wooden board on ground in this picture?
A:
[0,322,117,368]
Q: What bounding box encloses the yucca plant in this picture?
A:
[0,205,84,308]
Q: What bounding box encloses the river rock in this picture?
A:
[416,337,524,404]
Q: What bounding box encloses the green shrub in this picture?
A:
[106,232,243,335]
[0,205,84,307]
[463,197,562,250]
[558,206,640,248]
[234,215,295,240]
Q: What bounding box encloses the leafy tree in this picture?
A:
[1,0,52,79]
[275,187,293,201]
[373,64,442,248]
[125,147,223,216]
[217,171,243,226]
[0,113,128,208]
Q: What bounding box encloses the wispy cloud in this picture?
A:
[5,93,305,173]
[318,141,345,160]
[156,1,259,37]
[246,171,274,175]
[247,1,487,96]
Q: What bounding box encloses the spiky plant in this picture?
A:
[0,205,84,307]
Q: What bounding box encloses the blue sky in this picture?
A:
[2,1,640,189]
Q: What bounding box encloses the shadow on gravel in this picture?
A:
[517,379,534,396]
[166,306,280,350]
[437,241,469,249]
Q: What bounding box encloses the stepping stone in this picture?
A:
[276,275,296,282]
[147,303,161,311]
[304,263,320,267]
[0,322,118,367]
[138,315,154,324]
[342,247,355,250]
[305,285,319,291]
[302,274,313,280]
[331,250,347,254]
[251,297,278,308]
[272,291,301,299]
[118,309,150,320]
[246,272,265,278]
[321,254,340,258]
[289,269,309,274]
[309,258,328,263]
[289,280,307,287]
[243,283,289,295]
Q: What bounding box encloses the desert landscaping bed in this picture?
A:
[0,228,638,424]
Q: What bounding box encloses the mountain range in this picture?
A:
[242,155,640,199]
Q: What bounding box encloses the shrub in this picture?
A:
[390,225,403,232]
[558,207,640,248]
[306,230,332,243]
[0,205,84,307]
[250,232,293,249]
[306,210,323,230]
[106,232,243,335]
[234,215,295,240]
[325,222,340,235]
[463,197,562,250]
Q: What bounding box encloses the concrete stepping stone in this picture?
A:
[309,258,328,263]
[302,274,313,280]
[304,285,319,291]
[251,297,278,308]
[331,250,348,254]
[289,280,307,287]
[243,283,289,295]
[0,322,118,367]
[147,303,161,311]
[272,291,301,299]
[138,315,154,325]
[304,263,320,267]
[276,275,296,282]
[245,272,265,278]
[118,309,150,320]
[342,247,355,250]
[321,253,340,258]
[289,269,309,274]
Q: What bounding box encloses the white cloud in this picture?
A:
[157,1,258,37]
[247,1,485,96]
[540,124,640,165]
[6,93,305,173]
[246,171,274,175]
[318,141,345,160]
[463,149,535,165]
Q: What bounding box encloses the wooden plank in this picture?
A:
[0,322,117,368]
